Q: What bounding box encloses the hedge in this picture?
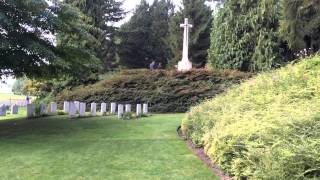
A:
[181,56,320,179]
[55,69,250,113]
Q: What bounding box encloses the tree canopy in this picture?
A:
[208,0,284,72]
[0,0,100,78]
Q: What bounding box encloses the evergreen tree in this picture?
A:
[118,0,173,68]
[168,0,212,68]
[65,0,125,71]
[208,0,284,72]
[0,0,99,78]
[280,0,320,52]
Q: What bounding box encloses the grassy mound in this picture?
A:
[55,69,249,113]
[181,56,320,179]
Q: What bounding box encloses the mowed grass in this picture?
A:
[0,114,216,180]
[0,93,27,100]
[0,107,27,121]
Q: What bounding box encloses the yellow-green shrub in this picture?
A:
[182,56,320,179]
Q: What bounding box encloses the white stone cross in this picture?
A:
[177,18,193,72]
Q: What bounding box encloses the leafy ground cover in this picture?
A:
[182,55,320,179]
[0,114,217,180]
[55,69,250,113]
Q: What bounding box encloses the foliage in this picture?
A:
[0,114,217,179]
[168,0,212,68]
[65,0,125,71]
[118,0,174,68]
[0,0,100,78]
[182,55,320,179]
[208,0,287,72]
[280,0,320,52]
[55,69,250,113]
[12,77,27,95]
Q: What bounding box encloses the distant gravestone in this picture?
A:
[111,102,117,114]
[0,104,6,116]
[27,104,35,118]
[79,103,86,117]
[69,102,77,119]
[50,102,57,114]
[74,101,80,113]
[40,104,47,115]
[118,104,124,119]
[143,103,148,114]
[64,101,70,113]
[101,103,107,115]
[11,104,18,114]
[91,103,97,116]
[125,104,131,113]
[136,104,142,116]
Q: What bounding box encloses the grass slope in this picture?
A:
[0,93,28,100]
[0,114,216,180]
[182,56,320,179]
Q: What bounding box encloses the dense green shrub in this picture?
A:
[182,55,320,179]
[208,0,287,72]
[55,69,250,113]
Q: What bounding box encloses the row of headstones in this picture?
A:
[49,101,148,119]
[0,104,19,116]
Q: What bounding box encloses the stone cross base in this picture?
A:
[177,60,192,72]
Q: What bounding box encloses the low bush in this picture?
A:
[181,55,320,179]
[55,69,250,113]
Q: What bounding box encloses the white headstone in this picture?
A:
[74,101,80,113]
[136,104,142,116]
[0,104,6,116]
[125,104,131,113]
[177,18,193,72]
[50,102,57,114]
[111,102,117,114]
[91,103,97,116]
[143,103,148,114]
[69,102,77,119]
[11,104,18,114]
[101,103,107,114]
[27,104,35,118]
[118,104,124,119]
[79,102,86,117]
[40,104,47,115]
[64,101,70,113]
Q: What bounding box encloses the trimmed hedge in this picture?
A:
[55,69,250,113]
[182,56,320,179]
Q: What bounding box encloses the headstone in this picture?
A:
[110,102,117,114]
[74,101,80,113]
[27,104,35,118]
[143,103,148,114]
[40,104,47,115]
[91,103,97,116]
[63,101,70,113]
[11,104,18,114]
[0,104,6,116]
[69,102,77,119]
[177,18,193,72]
[79,102,86,117]
[118,104,124,119]
[50,102,57,114]
[125,104,131,113]
[101,103,107,114]
[136,104,142,116]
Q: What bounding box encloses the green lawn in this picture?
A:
[0,114,217,180]
[0,93,26,100]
